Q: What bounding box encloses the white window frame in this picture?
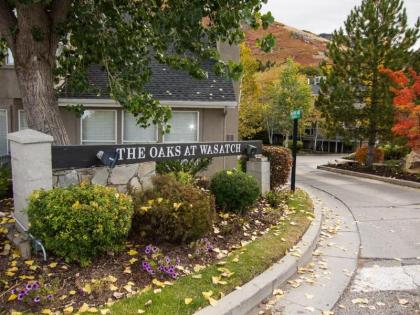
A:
[0,109,9,154]
[80,109,118,145]
[18,110,27,131]
[163,110,200,143]
[121,111,158,144]
[5,48,14,66]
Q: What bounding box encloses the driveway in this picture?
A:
[256,154,420,314]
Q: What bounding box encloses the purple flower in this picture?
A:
[33,297,41,303]
[165,256,171,263]
[26,284,33,291]
[33,282,40,289]
[145,245,152,254]
[20,290,26,296]
[47,294,53,299]
[11,289,16,294]
[152,246,158,253]
[17,294,24,301]
[142,261,149,269]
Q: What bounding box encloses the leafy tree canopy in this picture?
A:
[0,0,275,143]
[316,0,419,158]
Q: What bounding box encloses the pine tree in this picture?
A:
[316,0,419,166]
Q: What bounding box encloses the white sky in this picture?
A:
[262,0,420,35]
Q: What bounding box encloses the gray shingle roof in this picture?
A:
[62,59,237,103]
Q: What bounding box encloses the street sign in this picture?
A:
[291,110,302,120]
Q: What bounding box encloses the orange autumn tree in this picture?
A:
[381,68,420,152]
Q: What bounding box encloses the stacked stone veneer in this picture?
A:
[53,162,156,193]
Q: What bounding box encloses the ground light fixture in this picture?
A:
[97,150,119,168]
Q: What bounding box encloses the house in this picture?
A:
[0,44,240,174]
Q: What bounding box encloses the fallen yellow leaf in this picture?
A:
[48,262,58,268]
[8,294,17,301]
[128,249,138,256]
[63,306,73,314]
[185,298,193,305]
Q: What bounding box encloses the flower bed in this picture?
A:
[327,163,420,183]
[0,189,314,314]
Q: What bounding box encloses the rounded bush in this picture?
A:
[210,169,260,214]
[132,175,215,244]
[355,147,384,165]
[262,146,292,189]
[28,184,133,266]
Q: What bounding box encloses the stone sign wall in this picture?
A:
[53,162,156,193]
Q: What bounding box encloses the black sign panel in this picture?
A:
[51,141,262,169]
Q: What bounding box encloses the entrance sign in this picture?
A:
[52,141,263,169]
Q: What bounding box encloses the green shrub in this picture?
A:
[380,144,410,161]
[132,175,215,244]
[156,158,212,177]
[265,191,283,208]
[0,165,11,199]
[262,146,293,189]
[28,184,133,266]
[210,169,260,214]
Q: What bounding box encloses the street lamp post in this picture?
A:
[290,110,302,192]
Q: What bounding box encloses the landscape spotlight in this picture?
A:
[97,150,119,168]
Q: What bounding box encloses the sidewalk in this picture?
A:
[253,185,360,314]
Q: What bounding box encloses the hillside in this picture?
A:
[244,21,329,66]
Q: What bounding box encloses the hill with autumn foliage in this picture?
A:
[244,21,329,66]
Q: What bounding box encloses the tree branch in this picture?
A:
[49,0,72,58]
[0,0,17,49]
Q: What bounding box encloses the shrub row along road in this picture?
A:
[255,154,420,315]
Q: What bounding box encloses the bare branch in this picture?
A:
[51,0,72,26]
[0,0,17,48]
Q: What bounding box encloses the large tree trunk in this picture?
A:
[15,61,70,145]
[11,2,71,145]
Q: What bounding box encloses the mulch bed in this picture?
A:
[0,197,287,314]
[328,163,420,184]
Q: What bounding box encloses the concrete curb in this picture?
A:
[318,165,420,189]
[194,195,323,315]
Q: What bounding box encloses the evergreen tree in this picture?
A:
[316,0,419,166]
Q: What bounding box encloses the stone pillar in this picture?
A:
[8,129,53,231]
[247,155,270,194]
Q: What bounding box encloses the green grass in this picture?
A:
[108,190,314,315]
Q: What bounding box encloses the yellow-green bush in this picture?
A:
[28,184,133,266]
[132,175,215,244]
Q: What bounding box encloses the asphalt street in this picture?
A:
[255,154,420,315]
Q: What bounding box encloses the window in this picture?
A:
[0,109,8,155]
[165,111,198,143]
[18,110,28,130]
[122,111,157,143]
[81,110,117,144]
[5,48,14,65]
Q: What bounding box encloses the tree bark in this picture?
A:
[12,3,71,144]
[15,60,70,145]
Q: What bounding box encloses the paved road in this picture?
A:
[255,154,420,315]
